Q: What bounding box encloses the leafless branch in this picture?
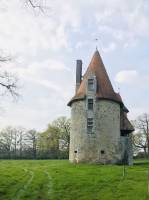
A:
[26,0,45,13]
[0,56,12,63]
[0,71,19,100]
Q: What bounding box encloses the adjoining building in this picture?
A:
[68,50,134,165]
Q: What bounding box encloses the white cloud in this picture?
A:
[115,70,139,85]
[0,0,80,58]
[115,70,149,87]
[95,0,149,48]
[0,0,149,57]
[103,42,117,53]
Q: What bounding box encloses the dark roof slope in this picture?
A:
[120,112,134,133]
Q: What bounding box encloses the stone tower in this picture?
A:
[68,50,134,165]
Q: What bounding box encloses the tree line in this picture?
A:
[0,113,149,160]
[0,117,70,159]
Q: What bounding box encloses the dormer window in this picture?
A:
[88,99,93,110]
[88,78,94,91]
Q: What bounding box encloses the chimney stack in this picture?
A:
[76,60,82,93]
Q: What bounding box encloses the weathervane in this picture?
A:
[94,38,99,50]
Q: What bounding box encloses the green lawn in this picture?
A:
[0,160,149,200]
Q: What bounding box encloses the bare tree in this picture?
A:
[0,51,18,98]
[52,117,71,151]
[0,0,49,100]
[26,129,38,159]
[133,113,149,158]
[132,132,147,157]
[0,126,37,159]
[12,128,18,158]
[16,127,26,158]
[0,1,43,100]
[0,126,14,158]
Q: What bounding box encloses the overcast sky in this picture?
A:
[0,0,149,131]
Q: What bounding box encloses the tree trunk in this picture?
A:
[144,147,147,158]
[147,138,149,158]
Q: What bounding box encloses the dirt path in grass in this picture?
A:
[11,168,34,200]
[11,169,52,200]
[44,171,52,200]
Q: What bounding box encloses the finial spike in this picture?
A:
[94,38,99,50]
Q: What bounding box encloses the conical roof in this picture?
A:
[68,50,122,106]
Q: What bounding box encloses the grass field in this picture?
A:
[0,160,149,200]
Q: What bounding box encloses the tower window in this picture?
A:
[101,150,105,154]
[88,78,94,91]
[88,99,93,110]
[87,118,93,134]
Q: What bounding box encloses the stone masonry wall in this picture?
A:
[69,99,122,164]
[95,100,121,163]
[120,135,133,166]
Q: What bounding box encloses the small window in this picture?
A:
[88,79,94,91]
[101,150,105,154]
[88,99,93,110]
[74,150,77,153]
[87,118,93,134]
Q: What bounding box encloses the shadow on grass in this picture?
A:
[134,159,149,166]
